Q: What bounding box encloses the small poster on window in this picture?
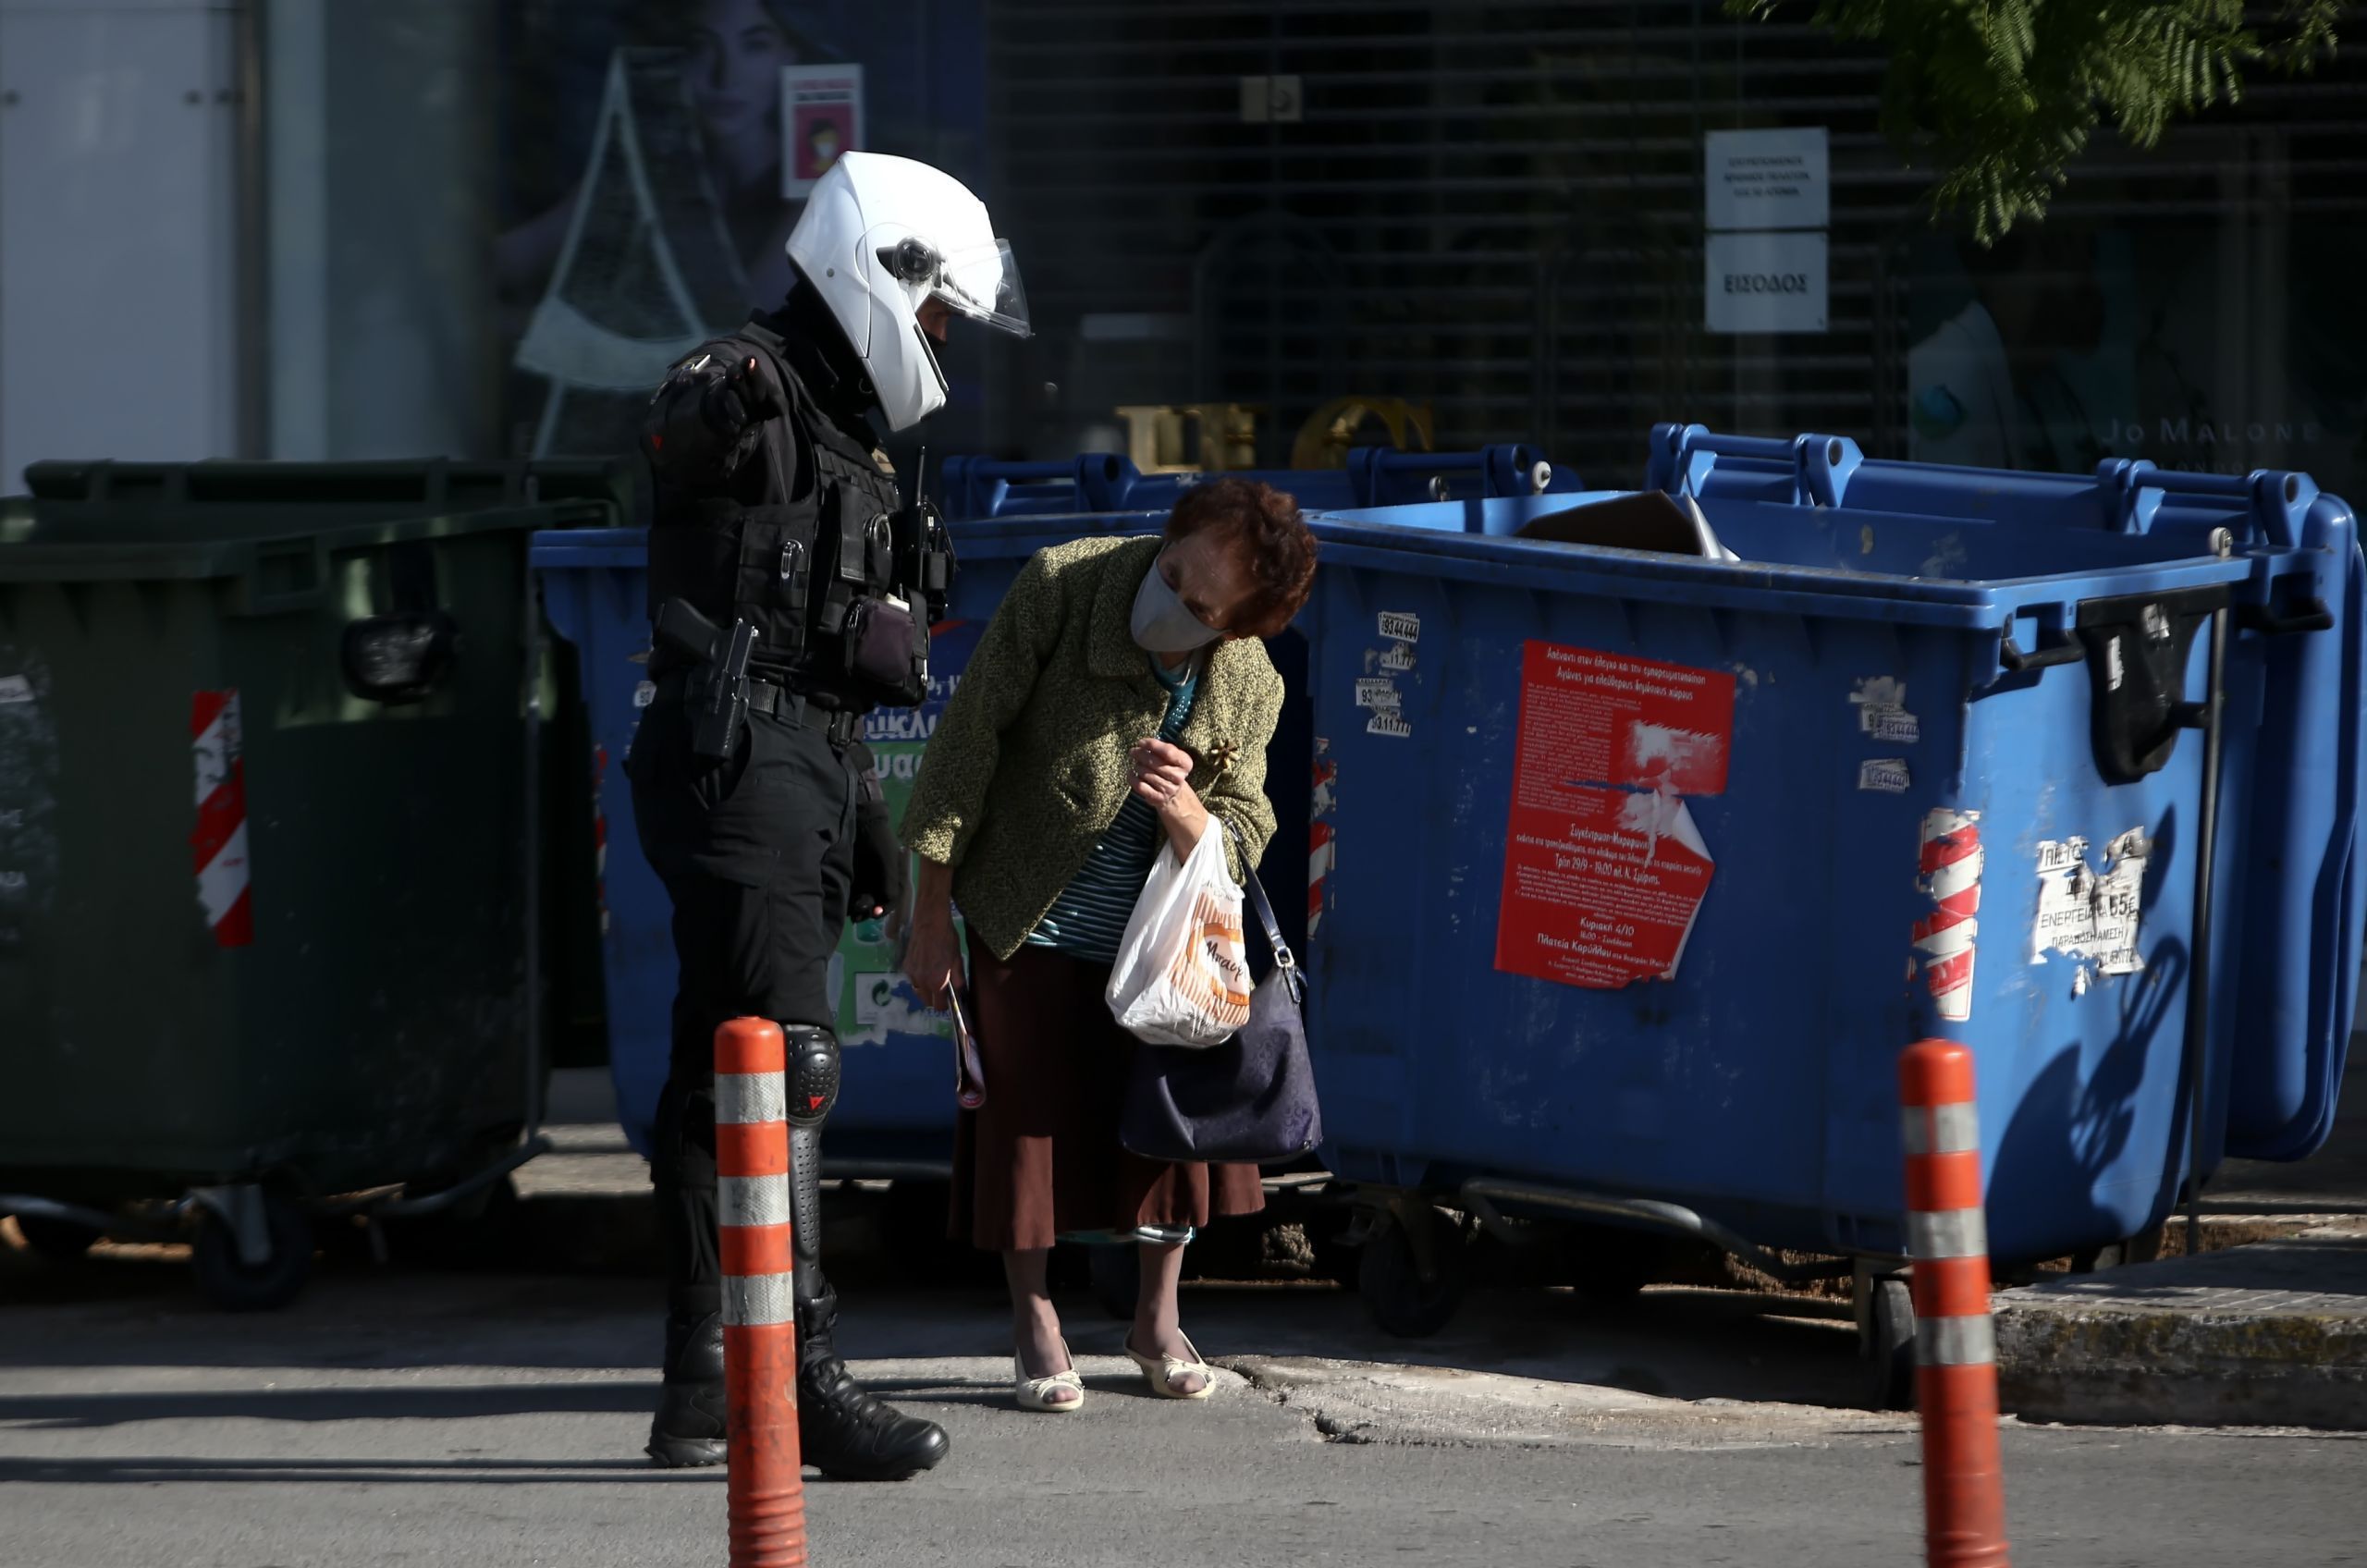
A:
[780,65,865,198]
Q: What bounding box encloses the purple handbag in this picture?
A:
[1119,827,1322,1165]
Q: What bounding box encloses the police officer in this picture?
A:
[626,152,1029,1477]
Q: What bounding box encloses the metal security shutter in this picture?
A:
[989,0,2367,486]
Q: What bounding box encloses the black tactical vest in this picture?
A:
[644,320,904,704]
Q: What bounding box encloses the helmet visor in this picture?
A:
[932,239,1031,338]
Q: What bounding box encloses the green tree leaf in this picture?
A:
[1729,0,2341,240]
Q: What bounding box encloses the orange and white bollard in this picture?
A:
[1899,1038,2009,1568]
[716,1019,807,1568]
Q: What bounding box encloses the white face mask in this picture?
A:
[1130,552,1223,653]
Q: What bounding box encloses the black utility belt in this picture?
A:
[651,669,860,746]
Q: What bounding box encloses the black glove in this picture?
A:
[847,749,905,925]
[705,355,786,435]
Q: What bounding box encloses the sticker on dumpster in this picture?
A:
[1850,677,1919,744]
[1865,708,1919,744]
[190,689,253,949]
[1309,742,1336,937]
[592,744,610,937]
[0,653,60,953]
[1367,711,1413,739]
[1378,611,1421,643]
[1375,643,1416,674]
[1858,758,1911,793]
[1512,643,1735,796]
[1354,678,1402,712]
[830,619,984,1050]
[852,970,939,1046]
[1496,789,1715,989]
[1913,809,1982,1023]
[1492,642,1734,989]
[2031,829,2148,977]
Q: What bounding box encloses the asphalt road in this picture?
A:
[4,1256,2361,1568]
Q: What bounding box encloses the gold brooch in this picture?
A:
[1207,741,1243,774]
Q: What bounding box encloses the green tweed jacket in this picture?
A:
[901,533,1283,962]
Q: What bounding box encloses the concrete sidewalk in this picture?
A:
[1995,1219,2367,1428]
[521,1066,2367,1431]
[1994,1053,2367,1430]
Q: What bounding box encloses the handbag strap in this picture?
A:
[1220,817,1304,1004]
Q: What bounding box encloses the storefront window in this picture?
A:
[1904,187,2363,496]
[493,0,988,460]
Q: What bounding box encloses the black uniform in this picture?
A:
[627,284,950,1479]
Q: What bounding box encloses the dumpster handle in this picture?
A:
[2237,596,2336,636]
[239,536,329,615]
[361,1134,555,1219]
[1997,631,2083,672]
[521,557,548,1142]
[1459,1178,1853,1284]
[2176,531,2235,1254]
[303,1133,556,1220]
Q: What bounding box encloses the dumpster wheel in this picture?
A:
[1357,1202,1468,1339]
[1860,1275,1916,1412]
[190,1188,313,1312]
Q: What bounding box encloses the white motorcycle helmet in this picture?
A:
[785,151,1030,432]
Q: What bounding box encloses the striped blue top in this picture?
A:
[1026,654,1201,963]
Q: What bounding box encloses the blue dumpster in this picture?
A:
[941,445,1580,521]
[533,531,667,1159]
[533,512,1171,1166]
[531,451,1588,1164]
[1644,425,2366,1162]
[1297,472,2353,1341]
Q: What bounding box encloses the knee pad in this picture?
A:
[782,1023,840,1128]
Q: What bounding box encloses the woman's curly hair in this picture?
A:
[1164,478,1319,639]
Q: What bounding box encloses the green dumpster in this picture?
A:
[0,459,628,1307]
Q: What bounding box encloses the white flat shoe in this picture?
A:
[1124,1332,1215,1401]
[1013,1339,1085,1414]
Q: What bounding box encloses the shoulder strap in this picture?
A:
[1220,817,1303,1003]
[725,322,813,508]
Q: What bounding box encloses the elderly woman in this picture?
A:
[901,478,1318,1412]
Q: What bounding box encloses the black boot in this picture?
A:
[784,1113,946,1479]
[795,1285,950,1481]
[649,1073,727,1469]
[647,1303,728,1468]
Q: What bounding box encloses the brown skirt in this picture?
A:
[949,939,1266,1252]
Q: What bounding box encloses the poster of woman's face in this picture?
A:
[684,0,802,192]
[492,0,987,457]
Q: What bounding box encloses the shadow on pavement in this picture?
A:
[0,1453,700,1486]
[0,1379,660,1428]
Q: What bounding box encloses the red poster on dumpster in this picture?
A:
[1494,643,1735,989]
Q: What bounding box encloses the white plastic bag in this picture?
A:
[1105,819,1254,1048]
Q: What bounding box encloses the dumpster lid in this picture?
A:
[1311,493,2299,639]
[3,460,629,580]
[18,457,638,520]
